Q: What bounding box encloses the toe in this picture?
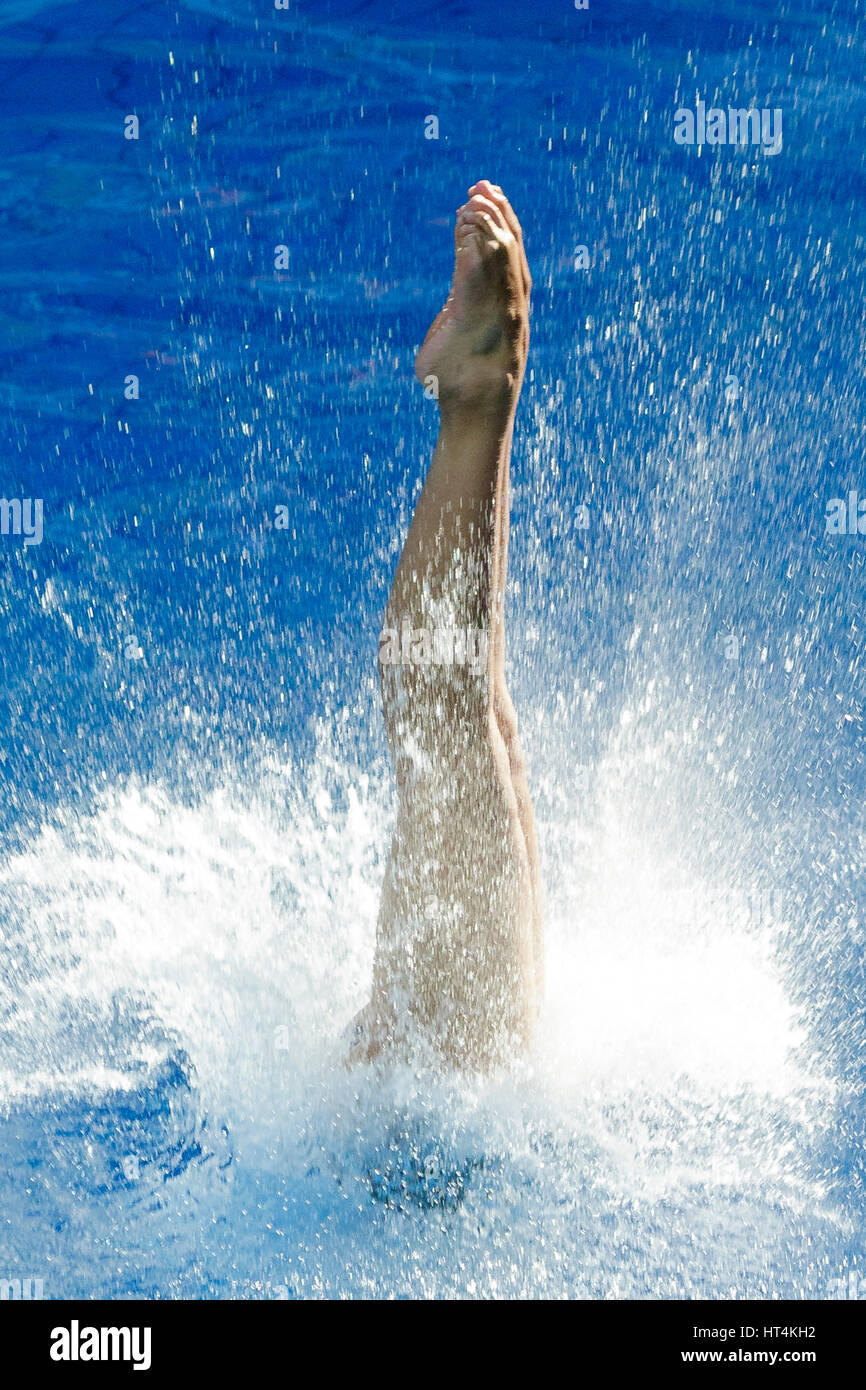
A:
[468,182,531,296]
[457,207,505,254]
[465,192,510,234]
[469,179,501,200]
[455,210,484,252]
[460,198,527,302]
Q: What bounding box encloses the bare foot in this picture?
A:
[414,180,531,409]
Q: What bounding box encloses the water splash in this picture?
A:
[0,721,852,1298]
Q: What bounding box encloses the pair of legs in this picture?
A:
[350,181,542,1071]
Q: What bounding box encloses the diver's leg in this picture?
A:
[466,184,543,997]
[488,419,544,1001]
[492,680,544,1001]
[351,183,541,1070]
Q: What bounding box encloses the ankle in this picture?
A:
[438,372,522,424]
[438,405,515,453]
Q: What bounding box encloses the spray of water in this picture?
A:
[0,709,847,1298]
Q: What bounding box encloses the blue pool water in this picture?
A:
[0,0,864,1298]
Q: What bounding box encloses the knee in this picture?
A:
[380,659,492,761]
